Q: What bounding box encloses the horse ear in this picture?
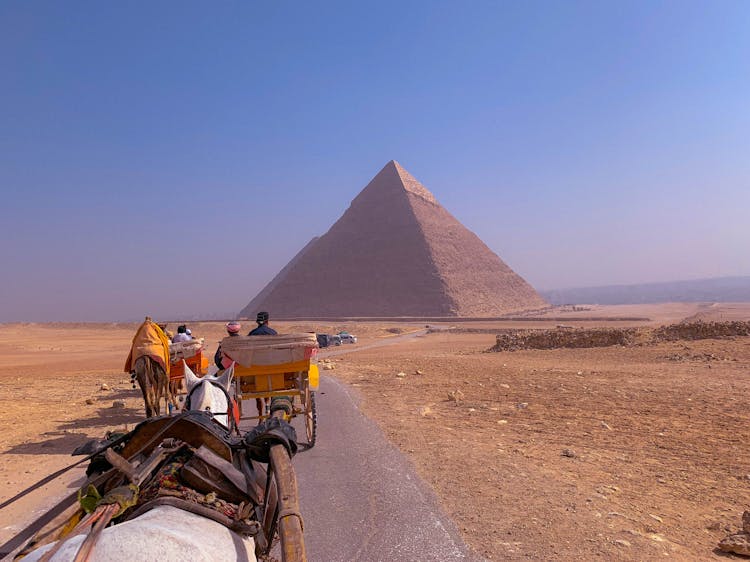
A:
[215,362,235,390]
[184,361,200,390]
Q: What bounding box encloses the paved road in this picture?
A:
[290,374,475,562]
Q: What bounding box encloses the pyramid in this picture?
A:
[240,161,546,318]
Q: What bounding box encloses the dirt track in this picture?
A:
[330,328,750,558]
[1,304,750,560]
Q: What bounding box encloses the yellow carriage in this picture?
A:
[218,333,319,447]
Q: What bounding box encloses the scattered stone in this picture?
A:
[490,321,750,352]
[396,372,406,378]
[419,406,433,417]
[497,419,508,425]
[719,511,750,556]
[561,448,577,458]
[323,364,335,371]
[500,383,510,389]
[614,539,631,548]
[577,371,583,375]
[112,400,126,409]
[414,369,424,375]
[447,390,464,403]
[468,408,476,413]
[516,402,528,409]
[601,421,612,430]
[100,383,110,391]
[85,398,94,405]
[649,514,663,523]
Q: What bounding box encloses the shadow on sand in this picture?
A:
[5,433,91,456]
[6,403,146,455]
[55,406,144,431]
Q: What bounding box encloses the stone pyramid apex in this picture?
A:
[358,160,437,204]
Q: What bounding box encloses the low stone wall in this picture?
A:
[490,327,640,352]
[489,321,750,352]
[652,320,750,342]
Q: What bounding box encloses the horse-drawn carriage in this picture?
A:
[1,338,318,561]
[0,327,323,561]
[168,339,208,397]
[218,333,320,448]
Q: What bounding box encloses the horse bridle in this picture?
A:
[183,379,239,434]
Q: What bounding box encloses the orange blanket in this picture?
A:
[124,317,171,374]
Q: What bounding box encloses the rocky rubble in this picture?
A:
[491,327,640,351]
[719,511,750,556]
[490,321,750,352]
[651,320,750,342]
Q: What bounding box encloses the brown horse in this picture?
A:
[133,355,174,417]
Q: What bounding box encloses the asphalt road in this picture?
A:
[290,371,475,562]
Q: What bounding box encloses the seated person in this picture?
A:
[247,312,276,419]
[171,324,192,343]
[214,321,241,368]
[248,311,277,336]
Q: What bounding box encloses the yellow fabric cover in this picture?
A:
[124,317,171,374]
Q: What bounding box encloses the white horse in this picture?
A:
[23,364,255,562]
[182,362,235,431]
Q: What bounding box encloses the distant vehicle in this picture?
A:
[338,331,357,344]
[316,334,343,347]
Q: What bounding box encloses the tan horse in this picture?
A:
[133,355,174,417]
[125,317,176,418]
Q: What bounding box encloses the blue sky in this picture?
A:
[1,1,748,321]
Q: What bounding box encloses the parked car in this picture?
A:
[338,331,357,344]
[316,334,342,348]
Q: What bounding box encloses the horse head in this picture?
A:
[183,361,235,429]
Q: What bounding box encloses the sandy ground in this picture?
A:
[1,304,749,560]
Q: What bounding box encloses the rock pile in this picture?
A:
[719,511,750,556]
[491,327,639,352]
[652,320,750,342]
[490,320,750,352]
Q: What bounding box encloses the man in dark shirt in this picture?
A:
[248,311,277,336]
[247,311,276,419]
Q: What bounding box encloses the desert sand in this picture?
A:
[1,303,749,560]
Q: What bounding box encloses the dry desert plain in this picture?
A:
[1,303,750,560]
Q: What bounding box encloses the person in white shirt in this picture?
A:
[171,325,191,343]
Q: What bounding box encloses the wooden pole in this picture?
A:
[269,444,306,562]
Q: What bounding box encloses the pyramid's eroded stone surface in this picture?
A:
[240,161,546,318]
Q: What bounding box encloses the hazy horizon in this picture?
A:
[2,2,749,322]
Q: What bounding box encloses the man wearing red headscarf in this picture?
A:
[214,321,241,368]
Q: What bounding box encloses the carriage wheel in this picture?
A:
[304,387,317,448]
